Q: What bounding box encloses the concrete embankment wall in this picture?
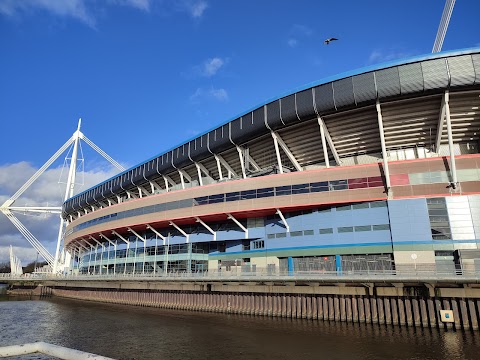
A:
[47,285,480,331]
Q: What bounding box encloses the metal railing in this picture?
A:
[2,268,480,282]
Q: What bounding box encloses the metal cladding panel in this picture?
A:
[266,100,283,130]
[172,144,191,168]
[208,124,232,154]
[375,67,401,99]
[473,54,480,85]
[352,72,377,103]
[448,55,476,87]
[421,58,449,90]
[280,94,299,125]
[314,83,335,114]
[398,62,424,94]
[111,176,122,194]
[119,173,129,190]
[229,117,243,144]
[295,89,316,121]
[333,77,355,108]
[131,165,145,185]
[144,158,158,178]
[189,134,210,162]
[157,152,172,174]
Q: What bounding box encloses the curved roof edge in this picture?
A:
[67,47,480,203]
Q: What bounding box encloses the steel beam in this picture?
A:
[227,213,248,238]
[196,217,216,241]
[444,91,458,188]
[271,131,302,171]
[276,209,290,233]
[317,116,330,168]
[376,100,392,196]
[169,221,189,243]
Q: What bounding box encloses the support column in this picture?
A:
[376,100,392,197]
[444,91,458,188]
[272,131,284,174]
[236,146,247,179]
[317,116,330,168]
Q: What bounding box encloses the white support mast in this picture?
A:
[53,119,82,274]
[1,119,125,274]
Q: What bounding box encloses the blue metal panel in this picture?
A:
[388,199,432,243]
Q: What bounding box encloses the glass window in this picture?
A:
[352,203,369,210]
[354,225,372,232]
[367,176,384,187]
[336,205,351,211]
[208,194,224,204]
[275,233,287,238]
[329,180,348,191]
[428,209,448,216]
[348,177,368,189]
[338,226,354,233]
[290,231,303,237]
[303,229,314,236]
[225,192,240,202]
[310,181,329,192]
[267,234,275,239]
[275,186,291,196]
[240,190,256,200]
[319,228,333,234]
[252,240,265,249]
[292,183,310,194]
[257,187,274,198]
[370,201,387,208]
[372,224,390,231]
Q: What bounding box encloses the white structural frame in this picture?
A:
[432,0,456,53]
[0,119,124,273]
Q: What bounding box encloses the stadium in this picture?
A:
[62,48,480,276]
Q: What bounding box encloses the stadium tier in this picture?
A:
[62,49,480,275]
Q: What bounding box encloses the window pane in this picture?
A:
[338,226,354,233]
[352,203,369,210]
[240,190,256,200]
[303,229,314,236]
[275,186,291,196]
[336,205,351,211]
[354,225,371,232]
[319,228,333,234]
[275,233,287,238]
[225,192,240,202]
[310,181,329,192]
[257,187,274,198]
[372,224,390,231]
[292,184,310,194]
[370,201,387,208]
[290,231,303,237]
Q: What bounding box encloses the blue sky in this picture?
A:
[0,0,479,262]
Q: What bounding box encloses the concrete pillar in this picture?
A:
[334,296,341,321]
[469,300,479,330]
[352,297,359,323]
[317,297,324,320]
[364,297,371,323]
[451,299,462,330]
[328,296,335,321]
[384,298,392,325]
[418,298,427,327]
[398,298,406,326]
[391,298,399,325]
[358,297,365,323]
[340,296,346,322]
[346,296,353,323]
[377,298,385,325]
[412,298,421,327]
[371,298,378,324]
[405,298,413,327]
[460,299,469,330]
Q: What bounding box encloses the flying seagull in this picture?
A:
[324,37,338,45]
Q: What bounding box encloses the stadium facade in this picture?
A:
[62,48,480,275]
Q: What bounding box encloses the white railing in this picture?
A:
[1,268,480,282]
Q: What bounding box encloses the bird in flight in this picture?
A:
[324,37,338,45]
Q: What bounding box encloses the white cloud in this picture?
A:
[287,24,313,48]
[368,49,413,64]
[202,57,224,77]
[109,0,151,11]
[0,0,96,27]
[0,0,152,28]
[190,87,228,102]
[0,161,121,263]
[187,0,208,18]
[287,39,298,48]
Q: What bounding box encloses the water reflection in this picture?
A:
[0,296,478,360]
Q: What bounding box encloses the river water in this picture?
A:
[0,295,479,360]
